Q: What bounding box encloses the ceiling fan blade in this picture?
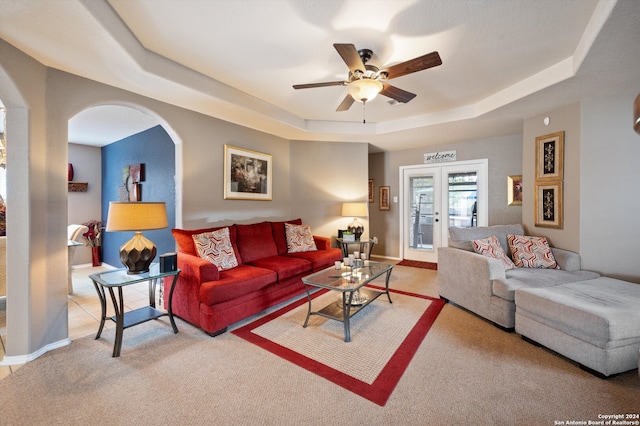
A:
[293,81,346,89]
[333,43,365,74]
[380,84,417,103]
[382,51,442,80]
[336,94,355,112]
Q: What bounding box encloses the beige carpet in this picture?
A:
[0,265,638,425]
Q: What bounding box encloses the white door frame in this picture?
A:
[399,159,488,262]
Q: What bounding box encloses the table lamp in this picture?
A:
[106,202,168,274]
[342,202,368,241]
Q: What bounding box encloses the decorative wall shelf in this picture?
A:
[68,182,88,192]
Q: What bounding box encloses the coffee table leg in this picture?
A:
[303,285,313,328]
[384,268,393,304]
[343,291,353,342]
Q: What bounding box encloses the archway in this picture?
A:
[66,103,182,340]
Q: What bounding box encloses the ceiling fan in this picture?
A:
[293,43,442,112]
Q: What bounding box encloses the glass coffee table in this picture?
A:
[301,260,393,342]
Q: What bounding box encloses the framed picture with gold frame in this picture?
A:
[368,179,374,203]
[535,131,564,181]
[507,175,523,206]
[379,186,390,211]
[224,145,272,200]
[534,181,563,228]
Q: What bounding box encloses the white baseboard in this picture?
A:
[0,338,71,366]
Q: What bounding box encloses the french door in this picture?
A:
[399,159,488,262]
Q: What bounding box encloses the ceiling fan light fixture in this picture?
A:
[348,78,383,103]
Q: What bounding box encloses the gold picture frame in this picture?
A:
[507,175,523,206]
[534,181,563,228]
[379,186,390,210]
[368,179,374,203]
[535,131,564,181]
[224,145,272,200]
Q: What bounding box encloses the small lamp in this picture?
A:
[106,202,168,274]
[342,202,368,241]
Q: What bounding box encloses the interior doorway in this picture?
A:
[399,159,488,262]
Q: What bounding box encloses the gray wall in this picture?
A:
[290,140,369,239]
[68,143,102,265]
[369,134,523,258]
[580,92,640,281]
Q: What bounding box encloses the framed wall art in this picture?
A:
[224,145,272,200]
[535,131,564,181]
[368,179,374,203]
[379,186,390,211]
[534,181,563,228]
[507,175,523,206]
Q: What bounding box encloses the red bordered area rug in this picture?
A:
[232,286,445,406]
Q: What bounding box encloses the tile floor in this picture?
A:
[0,263,167,380]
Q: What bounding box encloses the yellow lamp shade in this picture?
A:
[106,202,168,274]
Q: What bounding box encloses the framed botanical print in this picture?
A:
[535,131,564,181]
[534,181,563,228]
[224,145,272,200]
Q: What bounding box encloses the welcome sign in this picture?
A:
[424,150,456,163]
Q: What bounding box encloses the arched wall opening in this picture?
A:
[66,102,182,333]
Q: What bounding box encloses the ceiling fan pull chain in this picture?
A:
[363,101,366,124]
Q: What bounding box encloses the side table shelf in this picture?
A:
[111,306,165,329]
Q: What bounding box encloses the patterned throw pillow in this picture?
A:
[285,223,317,253]
[507,234,559,269]
[192,227,239,271]
[472,235,515,270]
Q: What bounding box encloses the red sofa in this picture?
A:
[165,219,342,336]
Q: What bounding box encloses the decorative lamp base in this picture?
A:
[120,231,157,274]
[348,218,364,241]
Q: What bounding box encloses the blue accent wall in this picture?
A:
[101,125,176,268]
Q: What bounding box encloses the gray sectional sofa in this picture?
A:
[437,224,640,377]
[437,224,599,329]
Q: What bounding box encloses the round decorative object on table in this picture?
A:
[68,163,74,181]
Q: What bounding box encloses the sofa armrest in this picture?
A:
[438,247,506,297]
[550,247,581,272]
[313,236,332,251]
[177,252,220,283]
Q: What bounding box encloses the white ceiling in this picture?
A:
[1,0,639,151]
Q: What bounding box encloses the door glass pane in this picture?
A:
[409,175,433,249]
[448,172,477,228]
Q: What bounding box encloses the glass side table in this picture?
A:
[89,263,181,357]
